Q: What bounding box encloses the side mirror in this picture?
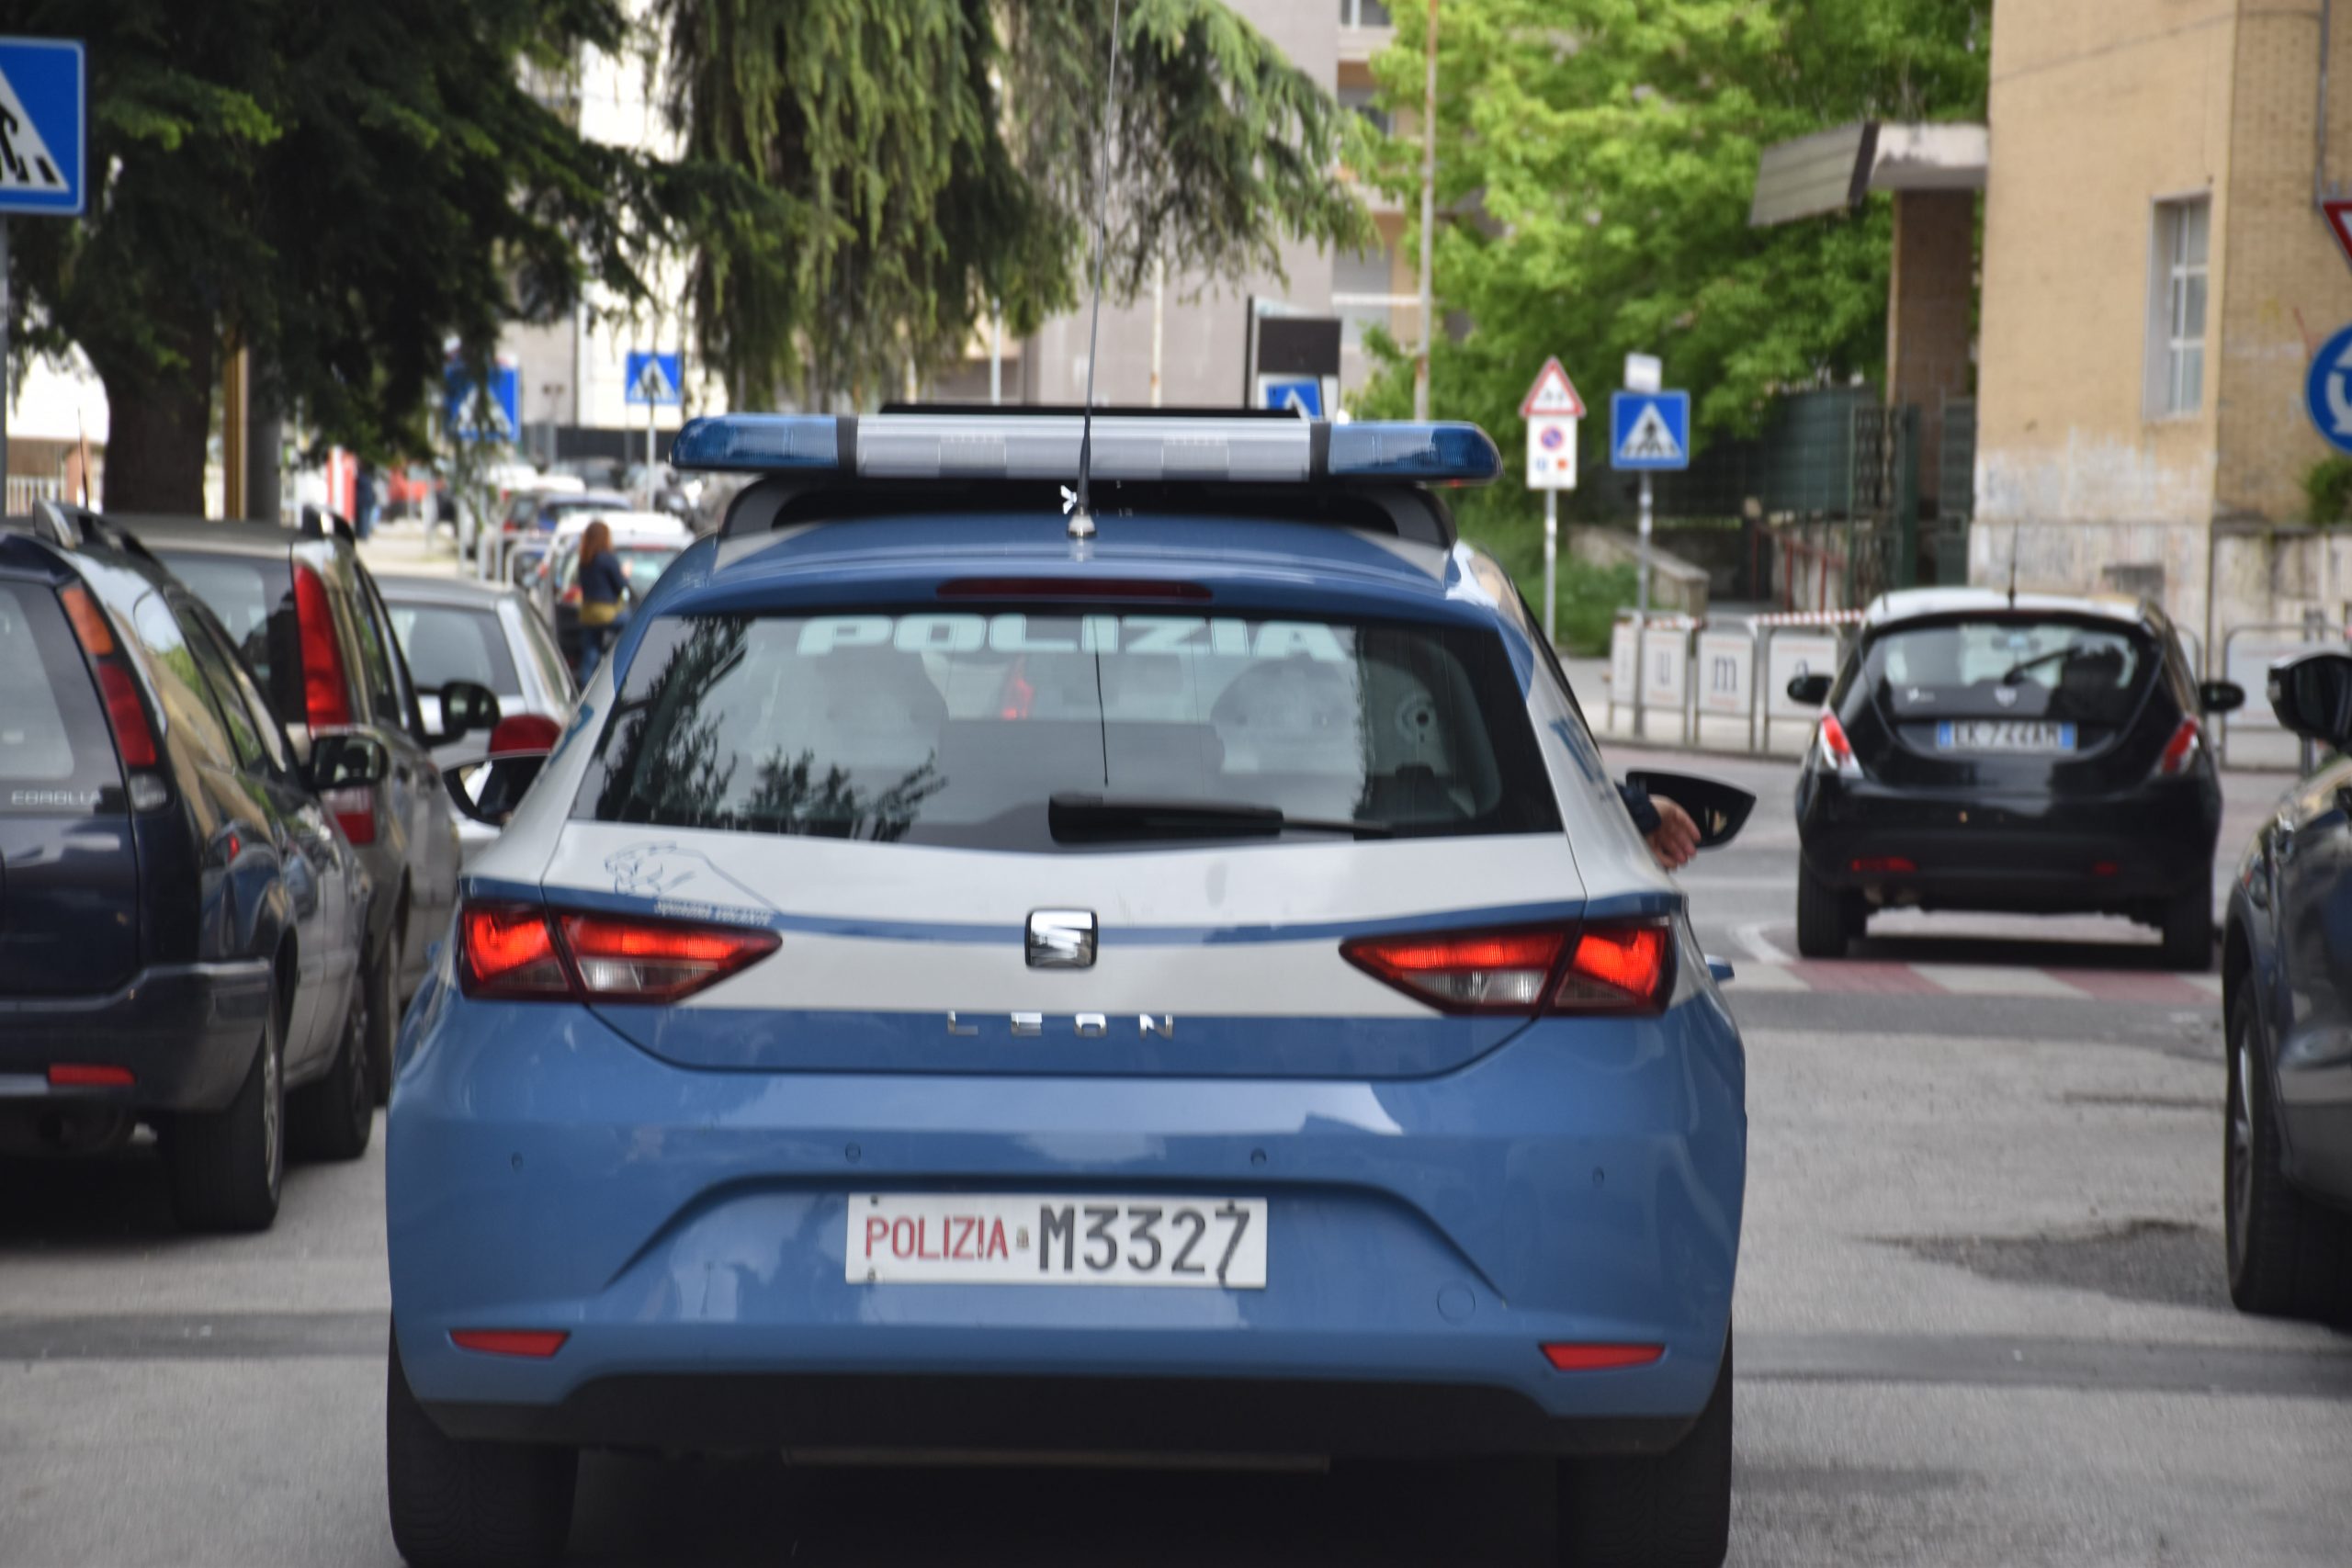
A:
[431,681,502,745]
[2268,652,2352,749]
[1786,672,1833,706]
[447,714,563,827]
[2199,680,2246,716]
[1623,770,1758,851]
[306,730,390,795]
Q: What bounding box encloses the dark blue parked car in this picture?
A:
[0,505,383,1232]
[2222,649,2352,1323]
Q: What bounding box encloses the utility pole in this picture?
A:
[1412,0,1438,422]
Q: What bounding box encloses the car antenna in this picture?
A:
[2007,522,2019,608]
[1066,0,1126,543]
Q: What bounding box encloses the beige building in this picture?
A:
[1976,0,2352,656]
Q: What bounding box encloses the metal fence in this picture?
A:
[5,474,63,515]
[1596,611,2301,768]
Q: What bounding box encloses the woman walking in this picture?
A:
[577,520,631,680]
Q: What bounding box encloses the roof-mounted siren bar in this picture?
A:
[668,412,1503,488]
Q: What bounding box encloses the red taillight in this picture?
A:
[458,901,780,1002]
[1341,920,1672,1017]
[1542,1342,1664,1371]
[48,1064,135,1089]
[459,903,571,998]
[62,586,161,773]
[95,662,159,768]
[559,913,781,1002]
[2090,860,2121,878]
[1849,855,1916,875]
[1341,929,1566,1013]
[292,565,353,728]
[325,786,377,846]
[1555,922,1673,1012]
[449,1329,569,1359]
[1812,713,1862,779]
[2156,716,2201,777]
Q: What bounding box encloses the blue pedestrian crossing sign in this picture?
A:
[444,361,520,444]
[1258,377,1323,417]
[1611,390,1690,471]
[0,38,86,217]
[2305,323,2352,457]
[626,351,684,408]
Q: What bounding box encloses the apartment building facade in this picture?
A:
[1975,0,2352,653]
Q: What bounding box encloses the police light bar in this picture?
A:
[669,413,1502,487]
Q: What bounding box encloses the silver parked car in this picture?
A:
[376,572,576,858]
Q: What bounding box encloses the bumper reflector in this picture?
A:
[48,1064,134,1089]
[1541,1343,1665,1372]
[1850,855,1916,875]
[449,1329,570,1359]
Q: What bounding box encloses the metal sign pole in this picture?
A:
[1637,472,1654,622]
[1543,487,1557,645]
[1,217,10,507]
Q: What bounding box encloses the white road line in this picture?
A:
[1723,962,1809,992]
[1907,963,2086,998]
[1735,919,1793,965]
[2178,975,2224,998]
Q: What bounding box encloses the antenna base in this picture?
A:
[1067,508,1098,540]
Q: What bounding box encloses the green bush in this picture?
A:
[2304,457,2352,526]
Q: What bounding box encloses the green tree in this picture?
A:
[1353,0,1987,584]
[654,0,1372,406]
[8,0,656,513]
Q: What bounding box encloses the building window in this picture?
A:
[2149,197,2208,419]
[1339,85,1391,137]
[1340,0,1393,28]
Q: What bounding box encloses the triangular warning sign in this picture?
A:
[0,63,68,196]
[1618,402,1683,462]
[1520,356,1586,419]
[2325,200,2352,275]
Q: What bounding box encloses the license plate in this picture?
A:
[847,1193,1268,1290]
[1935,720,2076,752]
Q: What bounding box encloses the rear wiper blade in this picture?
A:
[1998,647,2086,683]
[1048,793,1393,843]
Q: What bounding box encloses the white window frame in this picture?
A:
[1340,0,1394,28]
[2144,195,2210,422]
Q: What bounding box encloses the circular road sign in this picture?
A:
[2305,321,2352,457]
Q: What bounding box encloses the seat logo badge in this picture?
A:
[1026,909,1098,969]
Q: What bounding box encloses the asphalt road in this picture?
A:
[4,547,2348,1564]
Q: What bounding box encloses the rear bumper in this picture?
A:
[386,971,1747,1459]
[429,1370,1695,1460]
[0,960,270,1111]
[1796,776,2217,909]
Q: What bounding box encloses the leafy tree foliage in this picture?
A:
[655,0,1371,406]
[1351,0,1987,575]
[9,0,654,513]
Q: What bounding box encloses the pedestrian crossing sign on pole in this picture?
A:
[1610,390,1690,471]
[0,38,85,216]
[626,351,684,408]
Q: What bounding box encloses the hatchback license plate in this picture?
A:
[848,1193,1268,1289]
[1935,720,2075,752]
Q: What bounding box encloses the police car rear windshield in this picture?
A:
[576,609,1559,851]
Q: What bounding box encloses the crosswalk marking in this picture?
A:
[1724,960,2224,1005]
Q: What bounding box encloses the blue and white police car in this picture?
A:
[385,410,1751,1568]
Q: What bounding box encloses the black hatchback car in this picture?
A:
[1791,588,2242,966]
[0,506,388,1231]
[2221,649,2352,1325]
